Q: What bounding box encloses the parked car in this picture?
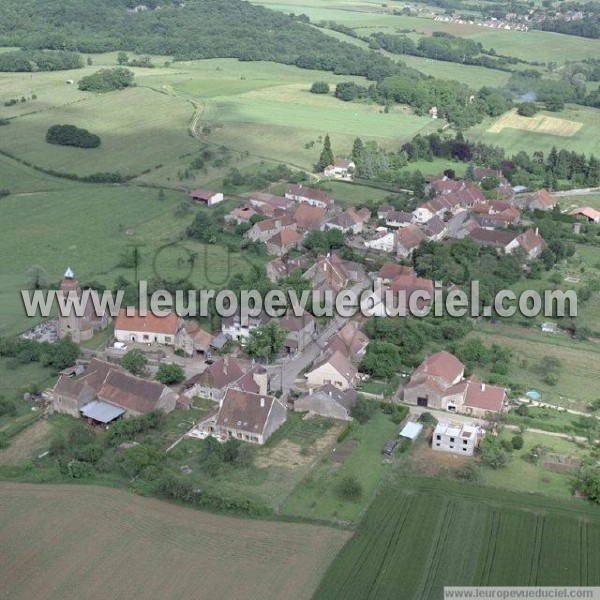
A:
[382,440,399,457]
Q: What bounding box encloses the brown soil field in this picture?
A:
[0,483,351,600]
[0,419,51,465]
[488,109,583,136]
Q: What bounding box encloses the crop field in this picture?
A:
[468,105,600,156]
[0,483,351,600]
[487,109,583,137]
[0,174,255,337]
[314,479,600,600]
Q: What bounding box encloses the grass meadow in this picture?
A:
[0,164,255,337]
[314,478,600,600]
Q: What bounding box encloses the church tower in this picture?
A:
[57,267,93,342]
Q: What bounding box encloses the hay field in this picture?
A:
[468,105,600,155]
[0,483,351,600]
[488,109,582,136]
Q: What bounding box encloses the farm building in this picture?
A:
[285,184,334,209]
[50,357,178,421]
[432,420,482,456]
[404,352,506,417]
[399,421,423,442]
[189,188,224,206]
[571,207,600,222]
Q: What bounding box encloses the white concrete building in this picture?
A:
[432,420,481,456]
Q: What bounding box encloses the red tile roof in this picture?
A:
[115,309,179,336]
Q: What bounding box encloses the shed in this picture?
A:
[80,400,125,424]
[399,421,423,441]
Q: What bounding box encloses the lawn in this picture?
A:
[481,431,588,498]
[0,483,351,600]
[282,411,398,523]
[314,477,600,600]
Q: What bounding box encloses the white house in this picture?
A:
[306,350,357,391]
[432,420,482,456]
[365,230,396,253]
[324,159,356,180]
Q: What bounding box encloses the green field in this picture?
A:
[315,478,600,599]
[0,162,255,337]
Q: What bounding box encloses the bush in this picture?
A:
[0,431,10,449]
[516,403,530,417]
[418,411,437,425]
[46,124,101,148]
[337,475,363,501]
[516,102,538,117]
[351,397,377,424]
[310,81,329,94]
[121,348,147,376]
[511,435,524,450]
[156,363,185,385]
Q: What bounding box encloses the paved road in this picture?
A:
[269,279,371,395]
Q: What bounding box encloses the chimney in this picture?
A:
[223,356,228,375]
[308,388,313,396]
[481,383,486,391]
[260,397,265,408]
[535,227,539,236]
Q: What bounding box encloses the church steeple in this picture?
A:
[64,266,74,279]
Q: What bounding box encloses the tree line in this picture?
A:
[0,49,83,72]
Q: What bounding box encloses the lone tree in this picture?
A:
[246,322,287,361]
[121,349,147,376]
[26,265,49,290]
[316,133,334,171]
[156,363,185,385]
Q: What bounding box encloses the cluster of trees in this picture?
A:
[77,68,134,92]
[363,313,472,374]
[246,322,287,361]
[0,0,409,82]
[222,163,306,190]
[396,131,600,190]
[0,336,79,371]
[369,31,520,72]
[0,49,83,72]
[45,124,101,148]
[334,78,512,128]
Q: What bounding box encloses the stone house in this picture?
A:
[114,309,183,346]
[286,184,334,209]
[214,388,287,444]
[294,384,357,420]
[526,189,556,212]
[50,357,178,421]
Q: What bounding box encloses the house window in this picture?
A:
[450,437,455,443]
[165,336,172,343]
[449,445,454,449]
[463,448,468,452]
[435,442,440,447]
[436,435,441,441]
[463,439,468,445]
[143,334,149,341]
